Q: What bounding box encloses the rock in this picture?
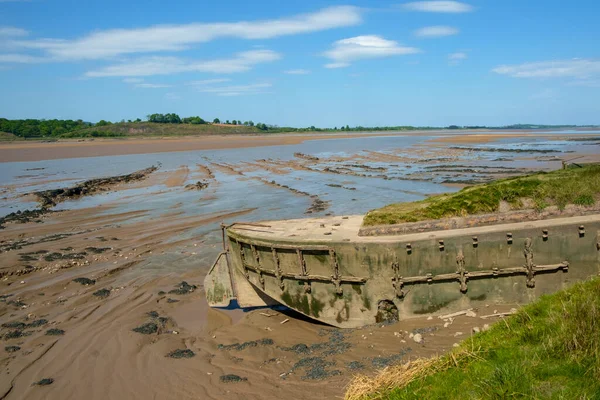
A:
[409,333,414,339]
[472,326,480,333]
[413,333,423,344]
[452,343,459,348]
[482,324,490,332]
[465,310,477,318]
[443,322,450,328]
[427,316,433,320]
[454,332,463,337]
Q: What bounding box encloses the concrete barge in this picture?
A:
[205,211,600,328]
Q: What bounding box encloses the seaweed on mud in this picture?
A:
[281,344,311,354]
[27,319,48,328]
[2,321,26,329]
[7,300,26,308]
[218,338,274,351]
[45,328,65,336]
[44,252,87,262]
[73,277,96,286]
[347,361,365,371]
[0,294,13,301]
[185,181,209,191]
[166,298,179,303]
[34,378,54,386]
[146,311,159,318]
[4,330,28,339]
[412,326,438,335]
[132,323,158,335]
[157,291,166,296]
[92,289,111,298]
[305,198,330,214]
[5,345,20,353]
[85,247,111,254]
[291,357,341,381]
[371,348,412,368]
[220,374,248,383]
[168,281,197,295]
[34,165,158,209]
[167,349,195,359]
[449,146,567,154]
[0,209,53,229]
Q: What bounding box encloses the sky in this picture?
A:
[0,0,599,127]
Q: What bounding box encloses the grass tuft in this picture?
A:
[344,277,600,400]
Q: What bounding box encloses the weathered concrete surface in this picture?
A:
[208,214,600,328]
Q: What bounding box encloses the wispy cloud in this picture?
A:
[134,83,172,88]
[492,59,600,79]
[402,1,473,13]
[165,92,181,101]
[448,51,467,65]
[0,27,28,37]
[187,78,232,85]
[323,35,419,68]
[0,53,45,63]
[84,49,281,77]
[414,26,459,38]
[284,69,310,75]
[122,77,144,83]
[196,82,272,96]
[8,6,361,61]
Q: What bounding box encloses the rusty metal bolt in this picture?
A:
[406,243,412,254]
[507,233,513,244]
[438,240,445,251]
[472,236,478,247]
[579,225,585,237]
[542,229,549,241]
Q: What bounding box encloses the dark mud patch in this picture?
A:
[73,277,95,286]
[220,374,248,383]
[167,349,195,359]
[4,330,31,340]
[294,152,319,161]
[44,251,87,262]
[45,328,65,336]
[166,298,179,303]
[92,289,111,298]
[85,247,111,254]
[305,198,330,214]
[34,378,54,386]
[168,281,197,295]
[218,338,274,351]
[34,165,158,208]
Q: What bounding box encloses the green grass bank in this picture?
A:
[345,277,600,400]
[363,164,600,226]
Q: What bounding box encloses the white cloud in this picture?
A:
[187,78,232,85]
[492,59,600,79]
[448,51,467,65]
[323,35,419,68]
[196,82,272,96]
[123,77,144,83]
[0,27,28,37]
[0,53,45,63]
[414,26,459,38]
[11,6,361,61]
[284,69,310,74]
[134,83,172,88]
[85,49,281,77]
[403,1,473,13]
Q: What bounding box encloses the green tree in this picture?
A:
[213,118,220,124]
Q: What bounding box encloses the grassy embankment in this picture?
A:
[363,164,600,226]
[59,122,261,138]
[346,277,600,400]
[0,132,17,141]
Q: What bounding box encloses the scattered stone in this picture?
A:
[454,332,463,337]
[34,378,54,386]
[453,343,460,348]
[220,374,247,383]
[168,281,197,295]
[482,324,490,332]
[45,328,65,336]
[167,349,195,359]
[132,323,158,335]
[291,357,341,381]
[465,310,477,318]
[281,343,311,354]
[92,289,111,298]
[371,349,412,368]
[5,345,20,353]
[413,333,423,344]
[472,327,481,333]
[73,277,96,286]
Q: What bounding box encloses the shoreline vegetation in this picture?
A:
[363,164,600,226]
[0,115,597,141]
[344,277,600,400]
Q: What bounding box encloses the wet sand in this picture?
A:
[2,129,599,163]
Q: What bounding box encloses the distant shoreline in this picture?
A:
[1,129,599,163]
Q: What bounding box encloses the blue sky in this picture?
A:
[0,0,599,127]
